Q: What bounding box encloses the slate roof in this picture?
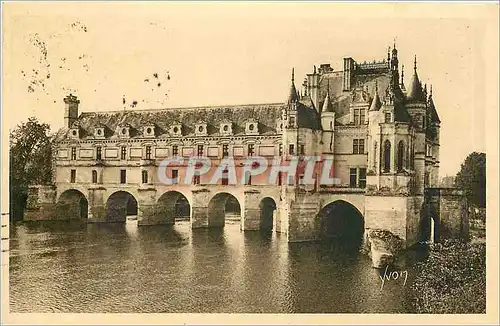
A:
[63,103,285,140]
[296,101,321,130]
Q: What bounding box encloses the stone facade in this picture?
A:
[25,46,468,246]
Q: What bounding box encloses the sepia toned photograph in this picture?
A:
[1,1,498,324]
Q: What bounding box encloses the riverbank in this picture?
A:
[411,216,486,314]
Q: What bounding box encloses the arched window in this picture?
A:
[397,141,405,172]
[383,140,391,173]
[92,170,98,183]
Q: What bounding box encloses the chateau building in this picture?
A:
[26,45,468,246]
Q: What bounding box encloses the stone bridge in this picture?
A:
[24,184,468,245]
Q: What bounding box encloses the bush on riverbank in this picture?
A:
[412,239,486,313]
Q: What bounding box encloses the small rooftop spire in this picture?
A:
[287,67,299,104]
[322,79,334,113]
[370,80,382,111]
[430,84,433,97]
[414,55,417,71]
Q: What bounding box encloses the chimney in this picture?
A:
[64,94,80,128]
[343,57,356,91]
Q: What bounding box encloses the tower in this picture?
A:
[406,56,427,195]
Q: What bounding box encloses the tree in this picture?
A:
[9,117,53,221]
[455,152,486,208]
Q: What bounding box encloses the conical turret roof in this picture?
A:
[407,56,426,103]
[369,82,382,111]
[428,86,441,123]
[287,68,299,104]
[322,91,334,113]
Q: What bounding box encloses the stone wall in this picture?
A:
[364,195,408,241]
[425,188,469,241]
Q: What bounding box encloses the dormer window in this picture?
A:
[94,127,105,139]
[385,112,392,123]
[220,122,233,136]
[170,123,182,136]
[195,122,207,136]
[246,121,259,135]
[118,124,131,138]
[143,125,156,138]
[69,127,80,139]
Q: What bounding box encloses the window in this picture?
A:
[350,168,366,188]
[145,146,152,159]
[71,147,77,160]
[142,170,148,184]
[70,169,76,183]
[410,142,415,169]
[405,146,410,169]
[397,141,405,171]
[289,116,295,126]
[248,144,254,156]
[245,171,252,185]
[222,168,229,185]
[193,173,201,185]
[96,146,102,160]
[299,144,305,155]
[278,172,283,185]
[172,145,179,157]
[171,169,178,184]
[279,144,283,156]
[354,109,365,125]
[121,146,127,160]
[422,115,426,129]
[92,170,98,183]
[359,168,367,188]
[385,112,391,123]
[289,144,295,155]
[222,144,229,157]
[426,143,432,157]
[383,140,391,172]
[353,139,365,154]
[120,169,127,184]
[197,145,204,157]
[349,168,357,187]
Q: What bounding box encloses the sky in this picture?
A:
[2,2,498,178]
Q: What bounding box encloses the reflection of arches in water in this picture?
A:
[207,193,241,228]
[318,200,364,246]
[105,191,138,222]
[57,189,88,219]
[259,197,277,232]
[157,191,191,224]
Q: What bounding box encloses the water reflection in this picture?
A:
[9,220,423,313]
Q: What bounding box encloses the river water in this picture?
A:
[9,220,426,313]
